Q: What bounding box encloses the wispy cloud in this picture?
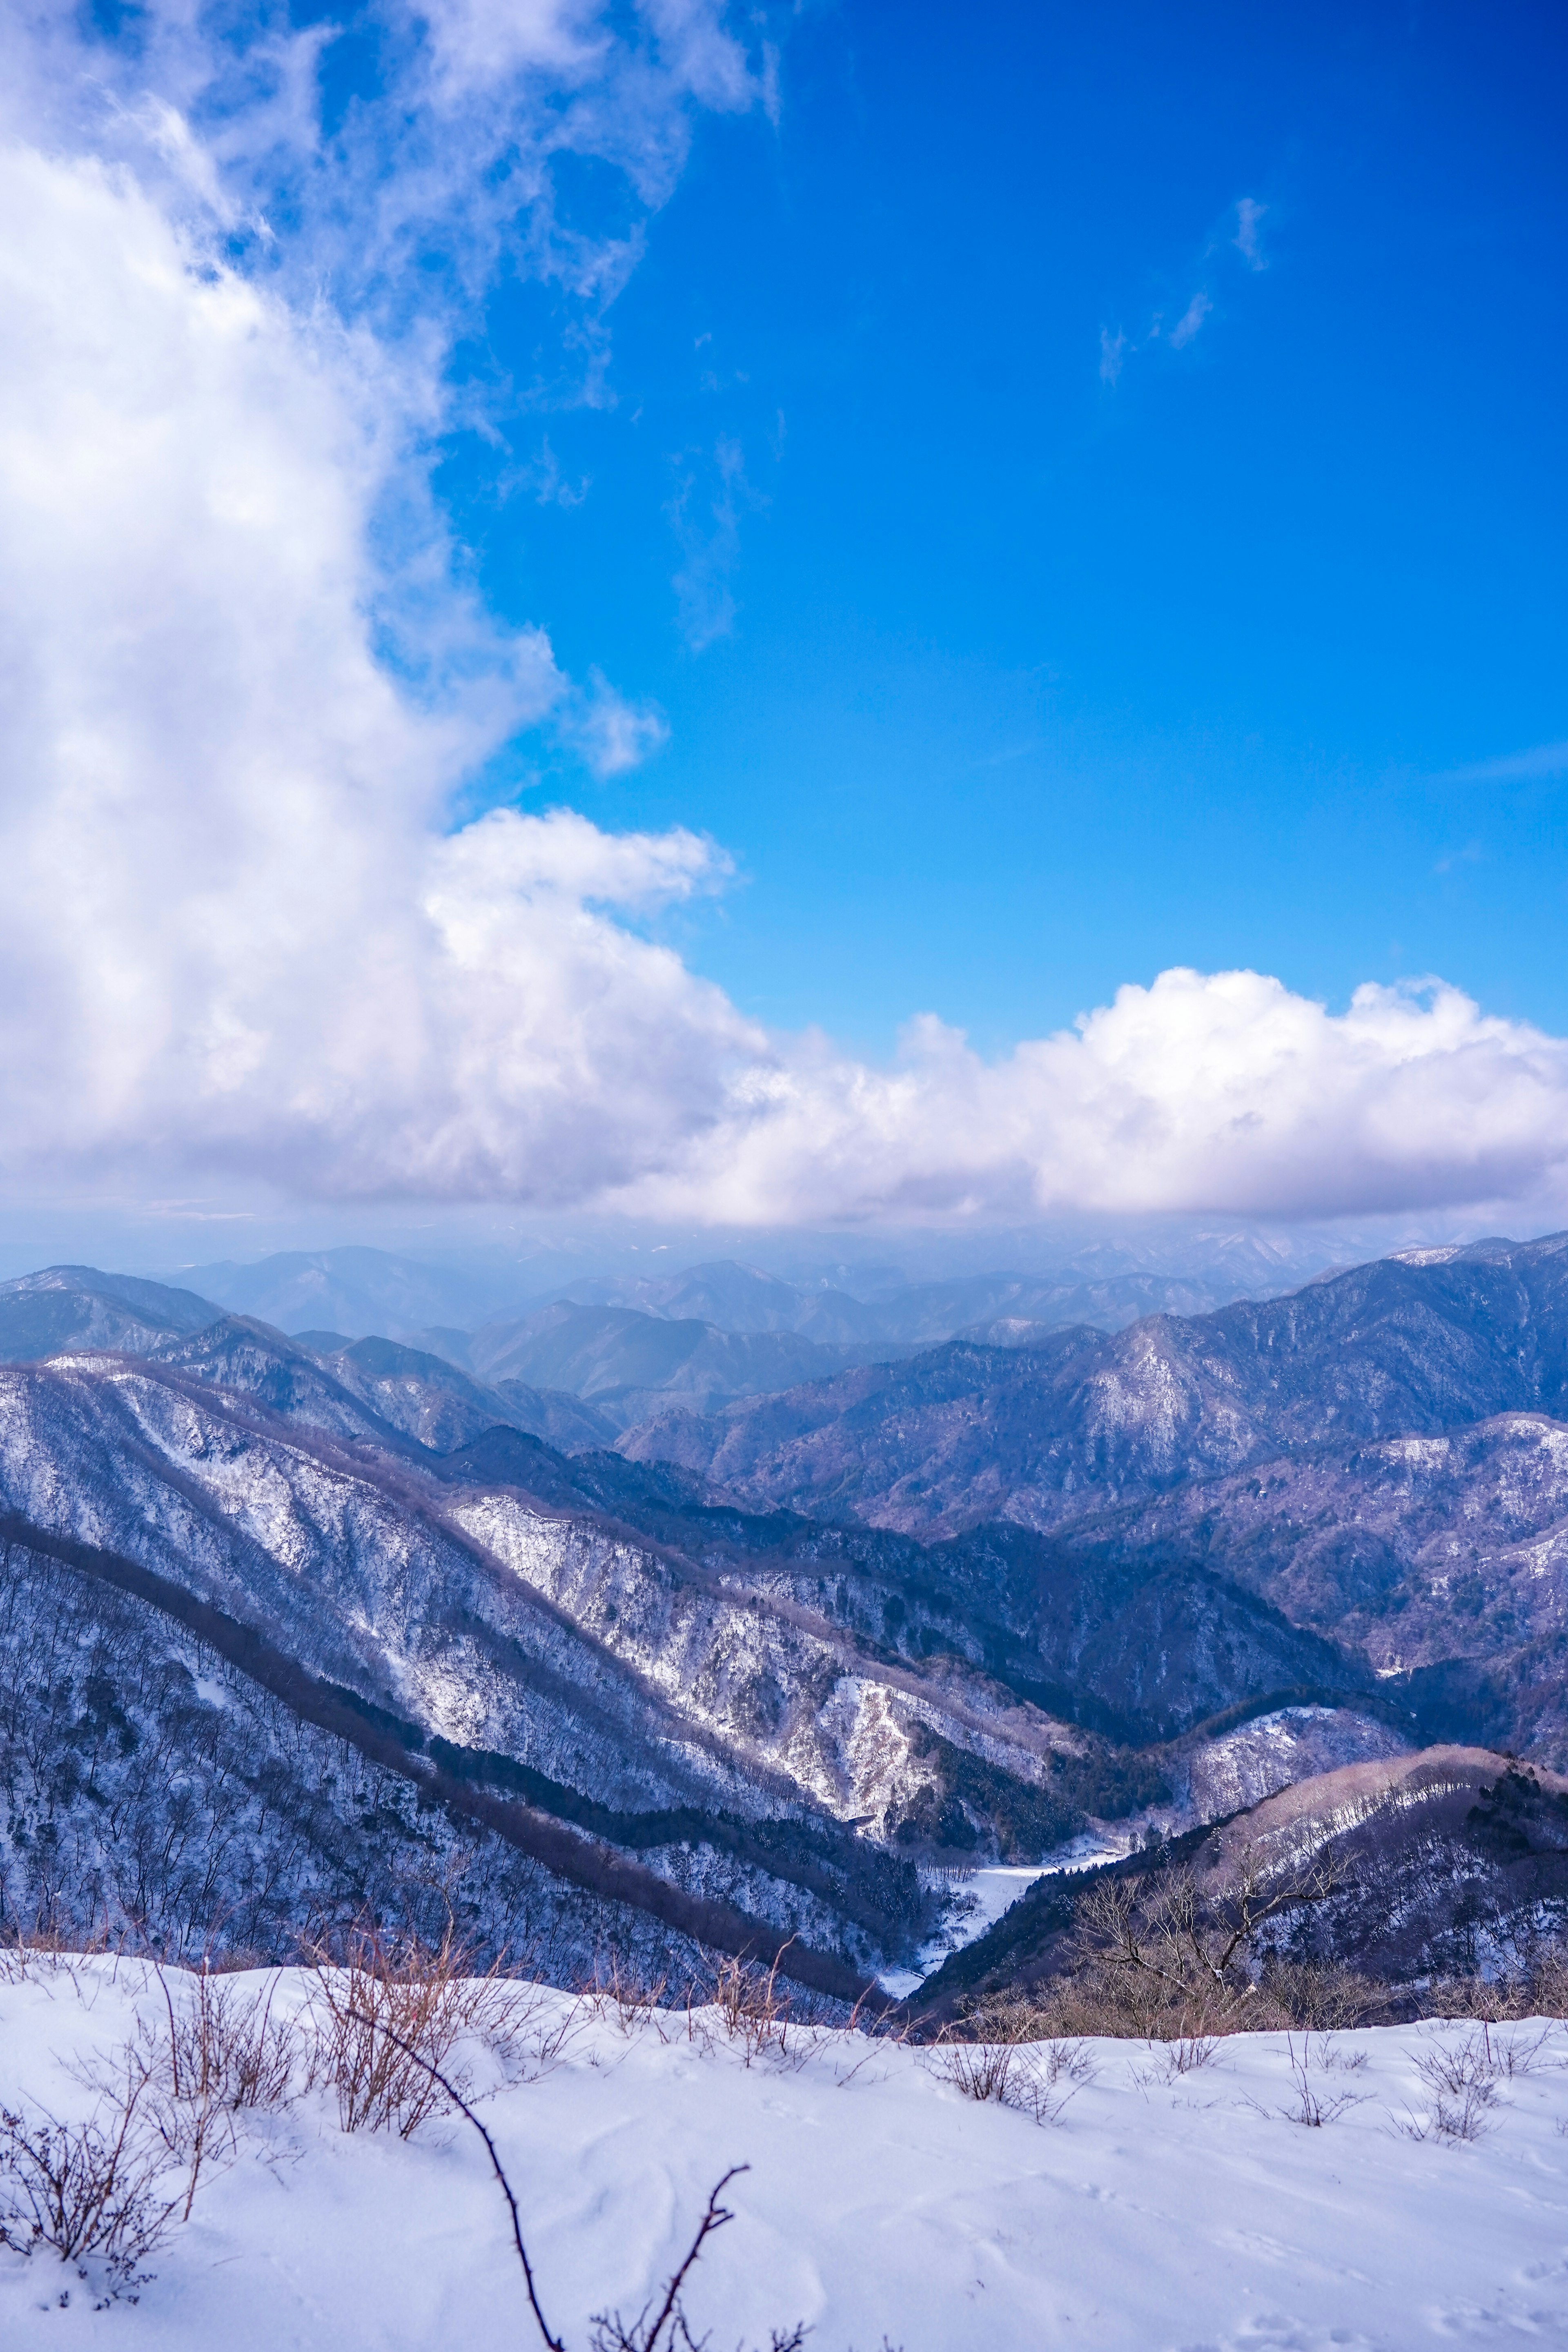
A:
[516,437,591,510]
[561,671,670,776]
[1432,740,1568,785]
[1167,290,1212,350]
[1100,192,1266,387]
[1233,196,1267,270]
[666,433,768,651]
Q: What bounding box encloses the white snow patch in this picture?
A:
[1184,1705,1412,1824]
[880,1833,1123,1998]
[3,1962,1568,2349]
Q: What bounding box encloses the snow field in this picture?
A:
[3,1960,1568,2349]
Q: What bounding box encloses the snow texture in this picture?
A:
[4,1958,1568,2349]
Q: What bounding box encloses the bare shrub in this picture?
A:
[302,1920,540,2137]
[584,1953,670,2041]
[933,2040,1017,2104]
[1417,2032,1501,2101]
[1424,1972,1541,2025]
[1278,2035,1363,2127]
[977,1847,1343,2044]
[931,2031,1091,2125]
[1134,2034,1219,2087]
[1007,2039,1094,2126]
[156,1969,298,2107]
[1071,1849,1338,2035]
[963,1970,1160,2043]
[0,1938,103,1994]
[0,2060,178,2294]
[945,1990,1063,2047]
[588,2168,808,2352]
[124,1968,301,2218]
[1528,1953,1568,2017]
[829,1995,916,2090]
[691,1945,802,2068]
[203,1947,279,1978]
[1258,1960,1388,2032]
[1423,1964,1568,2038]
[0,1925,122,1985]
[1394,2081,1498,2144]
[1489,2026,1555,2078]
[1393,2029,1507,2144]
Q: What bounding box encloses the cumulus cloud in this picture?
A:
[0,131,749,1209]
[613,971,1568,1227]
[1,9,1566,1233]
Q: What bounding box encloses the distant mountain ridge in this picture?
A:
[162,1245,531,1339]
[532,1256,1301,1345]
[102,1240,1373,1445]
[445,1299,916,1424]
[0,1265,221,1361]
[162,1242,1312,1347]
[619,1233,1568,1531]
[614,1232,1568,1762]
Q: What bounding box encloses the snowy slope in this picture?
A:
[0,1353,1129,1971]
[4,1958,1568,2350]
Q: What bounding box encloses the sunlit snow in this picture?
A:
[6,1959,1565,2350]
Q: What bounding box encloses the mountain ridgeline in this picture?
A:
[2,1234,1567,2000]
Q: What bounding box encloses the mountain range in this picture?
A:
[4,1234,1568,2005]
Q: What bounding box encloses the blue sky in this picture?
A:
[2,0,1566,1247]
[451,0,1568,1054]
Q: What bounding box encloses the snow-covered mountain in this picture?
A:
[9,1240,1568,2009]
[0,1266,220,1361]
[14,1330,1283,1976]
[922,1741,1568,2019]
[616,1234,1568,1762]
[618,1233,1568,1532]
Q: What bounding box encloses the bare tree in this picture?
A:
[1073,1847,1340,2031]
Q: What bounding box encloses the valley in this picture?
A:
[3,1236,1568,2018]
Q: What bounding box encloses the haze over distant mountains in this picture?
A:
[167,1227,1350,1341]
[138,1233,1351,1429]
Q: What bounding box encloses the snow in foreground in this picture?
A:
[4,1961,1568,2349]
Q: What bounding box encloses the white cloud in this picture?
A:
[1233,196,1266,269]
[666,433,765,651]
[1,13,1566,1234]
[608,972,1568,1227]
[415,0,607,94]
[1168,289,1212,350]
[561,672,670,776]
[0,127,744,1207]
